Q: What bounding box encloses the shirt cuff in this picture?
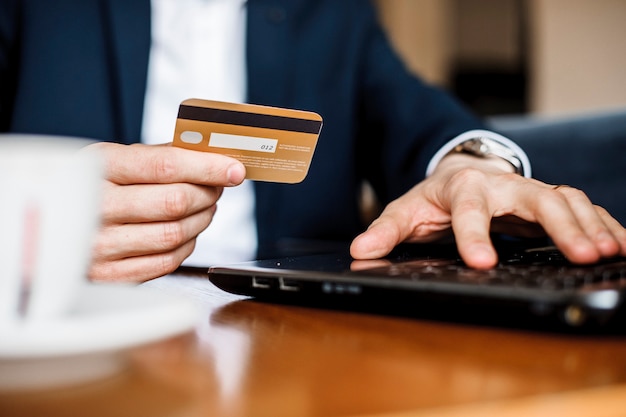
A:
[425,129,532,178]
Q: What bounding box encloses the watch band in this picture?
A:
[450,136,524,175]
[425,129,532,178]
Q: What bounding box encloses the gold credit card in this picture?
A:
[173,99,323,183]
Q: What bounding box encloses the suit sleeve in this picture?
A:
[353,1,486,203]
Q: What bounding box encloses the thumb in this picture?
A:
[350,215,405,259]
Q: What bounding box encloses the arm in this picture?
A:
[351,148,626,267]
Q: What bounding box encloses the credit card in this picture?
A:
[173,99,323,183]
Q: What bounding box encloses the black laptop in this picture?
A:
[208,239,626,328]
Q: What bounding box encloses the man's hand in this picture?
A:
[350,153,626,268]
[87,142,245,282]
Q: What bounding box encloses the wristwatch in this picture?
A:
[450,136,524,175]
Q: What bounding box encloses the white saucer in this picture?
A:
[0,283,200,391]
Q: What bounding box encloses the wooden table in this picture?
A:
[2,270,626,417]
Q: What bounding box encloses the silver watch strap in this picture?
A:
[425,130,532,178]
[452,137,524,175]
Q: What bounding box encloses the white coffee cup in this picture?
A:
[0,135,103,324]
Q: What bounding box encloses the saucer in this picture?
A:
[0,283,200,391]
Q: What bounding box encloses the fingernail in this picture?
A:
[227,163,246,185]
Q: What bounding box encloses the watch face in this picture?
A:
[467,138,490,155]
[456,137,523,175]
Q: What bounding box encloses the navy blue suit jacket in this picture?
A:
[0,0,483,257]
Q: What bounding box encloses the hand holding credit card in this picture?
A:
[173,99,323,183]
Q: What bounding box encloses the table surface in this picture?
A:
[3,269,626,417]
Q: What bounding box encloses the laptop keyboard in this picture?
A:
[379,247,626,291]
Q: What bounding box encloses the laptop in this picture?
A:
[208,238,626,328]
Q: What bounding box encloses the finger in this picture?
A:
[89,239,197,283]
[102,182,222,223]
[349,190,454,260]
[530,187,601,263]
[552,186,622,258]
[448,191,498,269]
[91,142,246,186]
[94,206,216,261]
[350,188,431,259]
[350,214,405,259]
[597,207,626,256]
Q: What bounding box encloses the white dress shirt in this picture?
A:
[142,0,256,266]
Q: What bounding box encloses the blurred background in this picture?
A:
[374,0,626,117]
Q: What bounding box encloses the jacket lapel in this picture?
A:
[99,0,151,144]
